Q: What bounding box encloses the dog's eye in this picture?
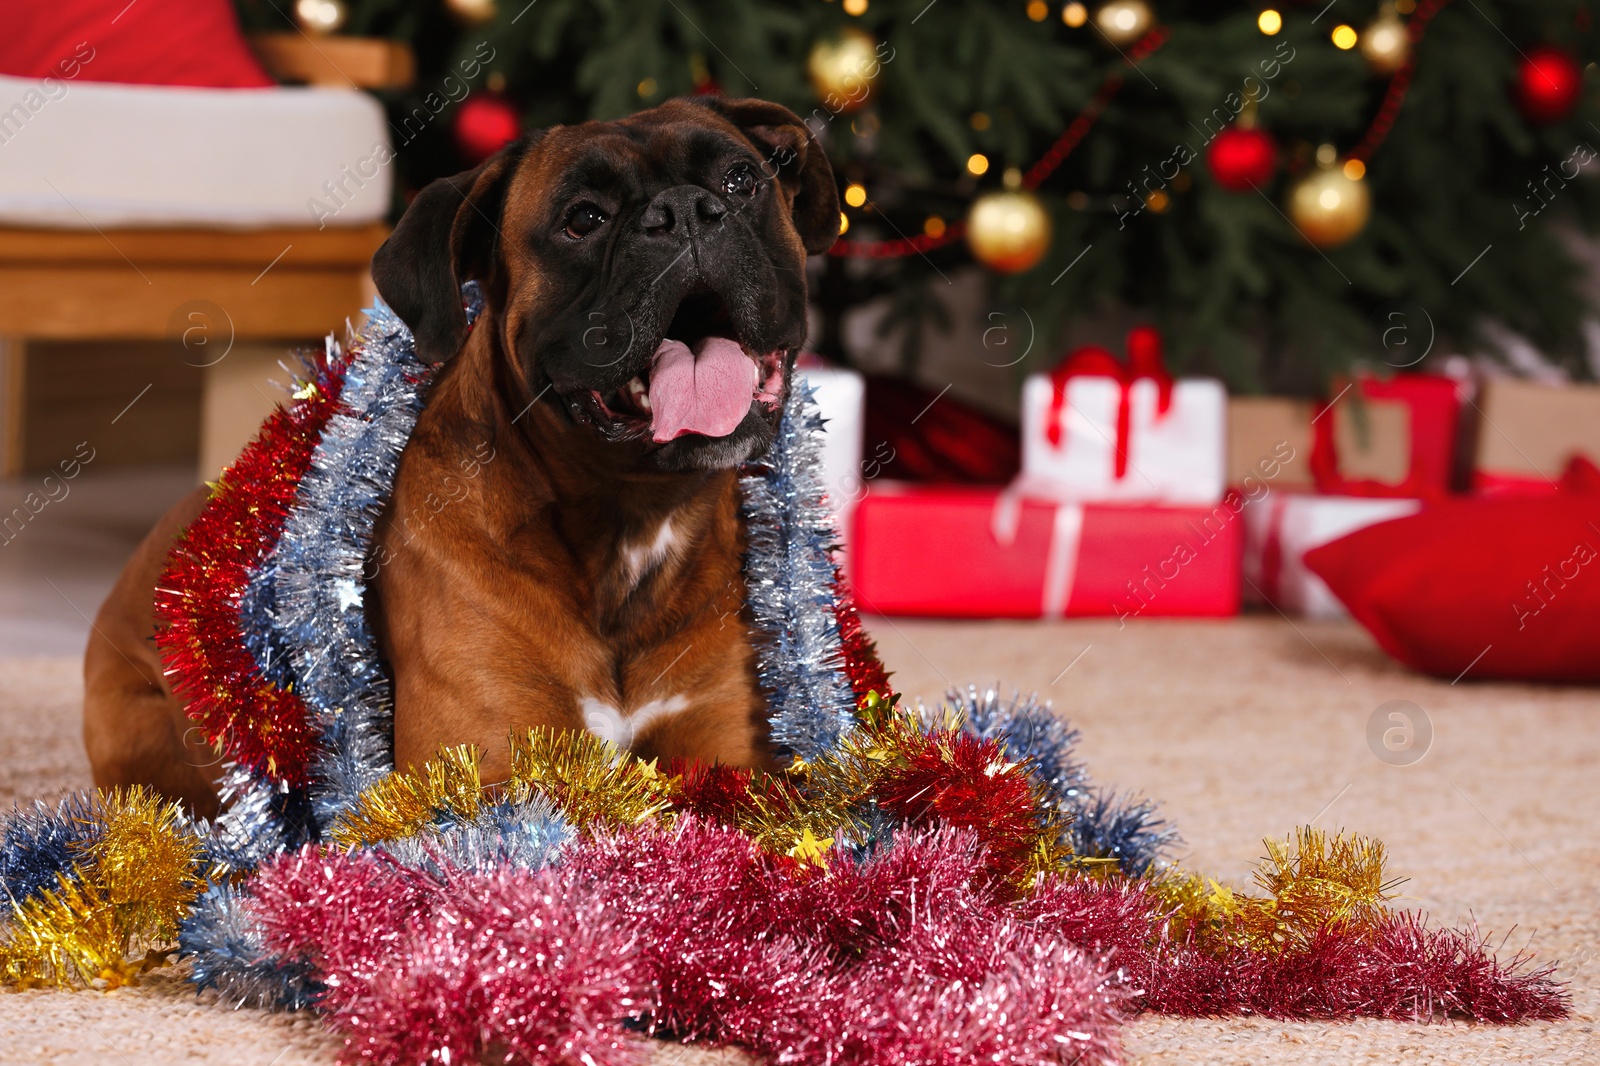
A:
[564,203,608,240]
[722,163,759,198]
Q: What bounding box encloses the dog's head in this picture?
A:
[371,97,838,471]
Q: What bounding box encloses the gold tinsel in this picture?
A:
[333,744,485,846]
[0,787,203,989]
[509,727,675,830]
[1153,827,1403,954]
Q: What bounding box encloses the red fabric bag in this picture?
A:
[0,0,273,88]
[849,483,1242,620]
[1305,463,1600,682]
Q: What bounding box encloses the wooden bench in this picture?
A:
[0,35,407,477]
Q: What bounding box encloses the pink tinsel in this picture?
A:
[251,821,1130,1065]
[245,820,1565,1065]
[251,847,655,1065]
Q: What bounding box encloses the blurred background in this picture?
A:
[2,0,1599,679]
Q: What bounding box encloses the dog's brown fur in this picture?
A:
[372,321,767,782]
[83,97,837,811]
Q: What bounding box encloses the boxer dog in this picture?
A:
[83,97,839,816]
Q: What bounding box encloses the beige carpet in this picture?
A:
[0,617,1596,1064]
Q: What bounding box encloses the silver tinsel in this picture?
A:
[372,793,573,876]
[739,383,859,759]
[251,294,470,830]
[933,686,1178,876]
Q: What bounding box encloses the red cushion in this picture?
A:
[0,0,272,88]
[1305,490,1600,682]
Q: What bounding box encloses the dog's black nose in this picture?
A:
[641,185,727,236]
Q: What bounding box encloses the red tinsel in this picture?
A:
[154,354,349,787]
[831,571,893,703]
[1144,912,1567,1022]
[872,728,1055,889]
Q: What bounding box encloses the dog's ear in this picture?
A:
[370,140,527,362]
[695,96,840,255]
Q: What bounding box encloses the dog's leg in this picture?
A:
[82,487,222,818]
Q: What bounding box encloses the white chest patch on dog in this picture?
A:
[622,518,678,586]
[580,693,689,749]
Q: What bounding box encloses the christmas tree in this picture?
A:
[238,0,1600,390]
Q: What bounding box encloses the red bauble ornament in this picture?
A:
[1515,47,1582,124]
[1206,126,1278,191]
[454,93,522,163]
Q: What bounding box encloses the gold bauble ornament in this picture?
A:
[444,0,498,25]
[1287,166,1371,248]
[966,189,1052,273]
[807,28,882,113]
[293,0,347,34]
[1360,4,1410,74]
[1093,0,1155,46]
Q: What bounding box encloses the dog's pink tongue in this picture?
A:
[649,336,756,443]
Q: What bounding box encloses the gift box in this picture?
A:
[1021,327,1226,504]
[1227,396,1315,490]
[849,482,1242,619]
[1471,376,1600,495]
[797,364,865,542]
[1242,491,1423,618]
[1310,373,1463,498]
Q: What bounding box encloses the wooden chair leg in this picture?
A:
[198,341,316,480]
[0,337,24,477]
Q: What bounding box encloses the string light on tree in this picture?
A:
[294,0,347,34]
[1360,4,1409,74]
[844,183,868,207]
[1257,9,1282,35]
[807,28,881,113]
[444,0,497,25]
[1093,0,1154,46]
[1515,46,1583,124]
[1331,24,1359,49]
[1062,2,1088,27]
[1287,160,1370,248]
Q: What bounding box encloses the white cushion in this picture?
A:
[0,76,391,229]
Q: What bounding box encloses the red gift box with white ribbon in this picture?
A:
[1241,491,1424,619]
[849,482,1242,620]
[1020,327,1227,505]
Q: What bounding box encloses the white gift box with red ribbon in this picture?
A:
[1242,492,1423,618]
[1021,327,1227,504]
[797,363,865,545]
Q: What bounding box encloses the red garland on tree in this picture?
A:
[1515,46,1583,123]
[1206,126,1278,191]
[454,93,523,163]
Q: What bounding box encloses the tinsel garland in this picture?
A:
[249,295,452,830]
[0,296,1571,1062]
[740,384,860,759]
[153,353,347,789]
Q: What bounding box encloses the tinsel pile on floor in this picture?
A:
[0,291,1568,1065]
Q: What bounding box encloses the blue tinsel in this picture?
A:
[372,793,573,876]
[739,383,859,759]
[935,686,1178,876]
[0,794,102,905]
[180,880,321,1010]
